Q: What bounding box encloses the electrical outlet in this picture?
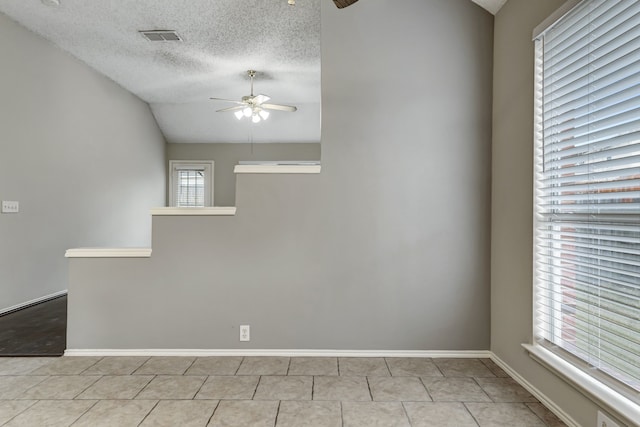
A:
[240,325,250,342]
[1,201,19,214]
[597,411,621,427]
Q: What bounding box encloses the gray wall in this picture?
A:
[68,0,493,351]
[0,13,166,311]
[167,143,321,206]
[491,0,611,425]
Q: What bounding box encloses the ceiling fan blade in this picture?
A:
[216,105,245,113]
[254,94,271,105]
[209,97,245,105]
[262,103,297,112]
[333,0,358,8]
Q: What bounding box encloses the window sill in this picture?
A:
[522,343,640,426]
[150,207,236,216]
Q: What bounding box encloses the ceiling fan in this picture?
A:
[287,0,358,8]
[210,70,297,124]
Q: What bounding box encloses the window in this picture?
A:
[533,0,640,399]
[169,161,213,207]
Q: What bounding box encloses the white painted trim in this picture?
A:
[491,351,581,427]
[522,344,640,427]
[238,161,320,165]
[150,207,237,216]
[64,349,492,358]
[234,164,321,174]
[65,248,152,258]
[0,290,67,316]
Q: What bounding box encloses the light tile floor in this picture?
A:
[0,356,566,426]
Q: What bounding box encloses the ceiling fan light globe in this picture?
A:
[234,111,244,120]
[243,107,252,117]
[252,114,261,123]
[259,110,270,120]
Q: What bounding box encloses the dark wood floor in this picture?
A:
[0,296,66,356]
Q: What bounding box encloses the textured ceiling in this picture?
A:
[0,0,321,143]
[0,0,503,144]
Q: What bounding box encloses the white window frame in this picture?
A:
[530,0,640,423]
[169,160,214,207]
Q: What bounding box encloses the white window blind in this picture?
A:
[176,169,205,207]
[169,161,213,207]
[534,0,640,398]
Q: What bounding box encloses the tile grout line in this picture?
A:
[461,402,482,427]
[234,357,244,376]
[273,400,282,427]
[286,357,292,375]
[527,401,556,426]
[480,358,506,378]
[71,374,103,399]
[182,357,198,375]
[135,399,160,426]
[12,374,49,398]
[400,400,414,427]
[131,375,156,400]
[0,399,39,426]
[129,357,152,376]
[471,377,494,403]
[68,399,101,426]
[365,376,374,401]
[191,374,210,400]
[432,359,446,377]
[251,376,262,400]
[77,357,104,375]
[417,377,434,402]
[383,357,392,376]
[0,359,48,376]
[206,399,221,425]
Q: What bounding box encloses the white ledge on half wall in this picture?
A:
[234,163,321,174]
[150,207,237,216]
[65,248,152,258]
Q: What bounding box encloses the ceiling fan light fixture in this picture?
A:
[288,0,295,5]
[211,69,296,124]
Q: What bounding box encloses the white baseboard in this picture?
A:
[490,353,581,427]
[0,290,67,316]
[64,349,492,358]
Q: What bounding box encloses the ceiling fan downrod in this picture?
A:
[247,70,256,97]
